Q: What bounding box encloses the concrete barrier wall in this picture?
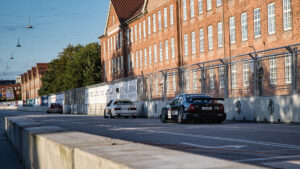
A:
[5,116,263,169]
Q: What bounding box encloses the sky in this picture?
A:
[0,0,110,80]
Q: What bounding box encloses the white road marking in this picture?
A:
[236,155,300,162]
[182,142,247,149]
[134,129,300,150]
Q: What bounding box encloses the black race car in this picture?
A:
[160,94,226,124]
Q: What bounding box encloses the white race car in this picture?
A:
[104,99,137,118]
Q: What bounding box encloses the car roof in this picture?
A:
[183,94,212,98]
[113,99,133,102]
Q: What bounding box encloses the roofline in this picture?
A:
[103,1,112,35]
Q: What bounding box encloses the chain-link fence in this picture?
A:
[134,43,300,101]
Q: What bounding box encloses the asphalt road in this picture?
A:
[1,110,300,169]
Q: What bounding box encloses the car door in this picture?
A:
[173,95,183,119]
[169,96,178,119]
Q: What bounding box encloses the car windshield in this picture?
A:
[114,101,134,105]
[186,95,214,104]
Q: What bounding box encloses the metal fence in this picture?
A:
[132,43,300,101]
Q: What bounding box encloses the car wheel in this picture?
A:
[109,111,114,119]
[46,110,50,114]
[178,108,184,124]
[104,110,108,118]
[160,108,167,123]
[132,115,136,118]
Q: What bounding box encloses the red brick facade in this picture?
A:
[99,0,300,96]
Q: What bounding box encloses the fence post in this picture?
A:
[163,72,167,101]
[201,67,205,94]
[179,68,184,94]
[292,47,298,94]
[224,62,229,98]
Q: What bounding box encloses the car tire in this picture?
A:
[109,111,114,119]
[46,110,50,114]
[104,110,108,118]
[132,115,136,118]
[178,108,184,124]
[160,108,167,123]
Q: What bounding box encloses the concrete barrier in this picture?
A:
[5,116,265,169]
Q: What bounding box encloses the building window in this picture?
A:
[270,57,277,85]
[183,0,187,21]
[144,49,147,66]
[149,46,152,65]
[164,7,168,28]
[153,14,157,32]
[207,0,212,11]
[217,0,222,7]
[208,25,213,50]
[268,3,276,35]
[283,0,292,31]
[120,32,122,46]
[154,44,158,63]
[185,70,190,91]
[171,38,175,59]
[159,42,163,62]
[114,35,116,50]
[143,20,146,38]
[135,25,137,42]
[184,34,189,56]
[229,16,236,44]
[190,0,195,18]
[132,53,134,69]
[117,33,119,49]
[243,62,250,87]
[158,11,162,30]
[217,22,223,48]
[254,8,261,38]
[120,56,123,71]
[191,31,196,54]
[199,29,204,52]
[193,71,198,91]
[148,16,151,35]
[285,54,292,84]
[127,29,130,45]
[170,4,174,25]
[139,22,142,40]
[165,40,169,60]
[140,50,143,67]
[117,57,120,72]
[241,12,248,41]
[136,51,139,68]
[130,27,134,43]
[219,66,224,89]
[209,69,214,90]
[198,0,203,14]
[173,73,176,91]
[231,63,237,88]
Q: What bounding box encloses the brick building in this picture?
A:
[99,0,300,97]
[21,63,48,100]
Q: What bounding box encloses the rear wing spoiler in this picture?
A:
[191,98,225,101]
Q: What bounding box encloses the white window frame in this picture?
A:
[184,34,189,56]
[170,4,174,25]
[158,11,162,30]
[183,0,187,21]
[217,22,223,48]
[159,42,163,62]
[268,3,276,35]
[231,63,237,88]
[139,22,142,40]
[136,51,139,68]
[243,62,250,87]
[165,40,169,60]
[199,29,204,52]
[148,16,151,35]
[209,69,214,90]
[198,0,203,14]
[144,49,147,66]
[130,27,134,43]
[283,0,292,31]
[217,0,222,7]
[254,8,261,38]
[143,20,146,38]
[285,54,292,84]
[149,46,152,65]
[207,0,212,11]
[132,53,134,69]
[127,29,130,45]
[241,12,248,41]
[173,74,176,92]
[154,44,158,63]
[164,7,168,28]
[171,38,175,59]
[190,0,195,18]
[134,25,137,42]
[153,14,157,32]
[219,66,224,89]
[191,31,196,54]
[208,25,213,50]
[229,16,236,44]
[270,57,277,85]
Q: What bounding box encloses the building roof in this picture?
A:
[111,0,146,23]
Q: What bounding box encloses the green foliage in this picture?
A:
[39,43,102,96]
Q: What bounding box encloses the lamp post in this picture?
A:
[249,46,258,96]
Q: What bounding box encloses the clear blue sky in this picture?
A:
[0,0,109,80]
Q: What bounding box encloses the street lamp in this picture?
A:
[10,52,14,59]
[27,17,33,29]
[16,38,21,47]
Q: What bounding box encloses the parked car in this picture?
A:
[160,94,226,124]
[47,103,63,114]
[104,99,137,118]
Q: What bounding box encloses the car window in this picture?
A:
[186,97,214,104]
[178,95,183,104]
[114,101,134,105]
[107,100,113,106]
